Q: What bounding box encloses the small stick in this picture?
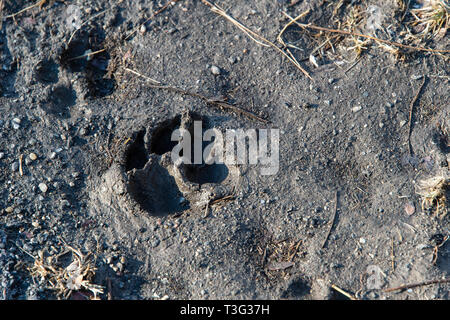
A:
[407,76,426,156]
[19,154,23,176]
[384,278,450,293]
[123,67,269,124]
[200,0,312,80]
[0,0,4,29]
[277,9,310,47]
[344,58,361,74]
[68,8,111,45]
[210,195,235,206]
[282,12,450,54]
[322,190,338,248]
[124,67,161,84]
[4,0,46,19]
[66,48,106,61]
[331,284,358,300]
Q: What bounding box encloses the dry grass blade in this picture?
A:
[200,0,312,80]
[4,0,47,19]
[416,173,449,219]
[29,245,104,299]
[282,11,450,54]
[67,8,110,45]
[384,278,450,292]
[123,67,269,124]
[410,0,449,39]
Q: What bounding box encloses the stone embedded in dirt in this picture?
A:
[404,202,415,216]
[38,183,48,193]
[11,162,19,172]
[352,106,362,112]
[29,153,37,161]
[11,118,20,130]
[210,65,221,75]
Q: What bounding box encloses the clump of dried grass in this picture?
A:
[416,173,449,219]
[410,0,449,39]
[30,245,104,299]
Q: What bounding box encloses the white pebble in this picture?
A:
[38,183,48,193]
[210,65,221,75]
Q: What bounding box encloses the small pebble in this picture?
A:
[359,237,366,244]
[228,56,237,64]
[210,65,221,75]
[0,152,4,159]
[5,206,14,214]
[11,162,19,172]
[29,153,37,161]
[352,106,362,113]
[140,24,146,34]
[38,183,48,193]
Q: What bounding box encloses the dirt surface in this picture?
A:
[0,0,449,300]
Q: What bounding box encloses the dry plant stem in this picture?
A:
[282,12,450,55]
[200,0,312,80]
[277,9,310,47]
[19,154,23,176]
[68,9,110,45]
[124,67,161,84]
[408,76,426,156]
[0,0,4,29]
[4,0,46,19]
[384,278,450,293]
[322,190,338,248]
[123,67,269,124]
[67,48,107,61]
[331,284,358,300]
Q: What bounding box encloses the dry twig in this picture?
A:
[123,67,269,124]
[200,0,312,80]
[384,278,450,293]
[282,11,450,55]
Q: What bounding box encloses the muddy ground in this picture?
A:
[0,0,449,300]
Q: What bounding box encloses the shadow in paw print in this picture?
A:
[86,49,115,98]
[59,28,115,98]
[184,163,229,185]
[128,157,189,216]
[281,278,311,299]
[60,40,89,73]
[149,116,181,155]
[34,59,59,84]
[125,129,148,172]
[44,86,76,118]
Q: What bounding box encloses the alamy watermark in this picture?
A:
[170,121,279,175]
